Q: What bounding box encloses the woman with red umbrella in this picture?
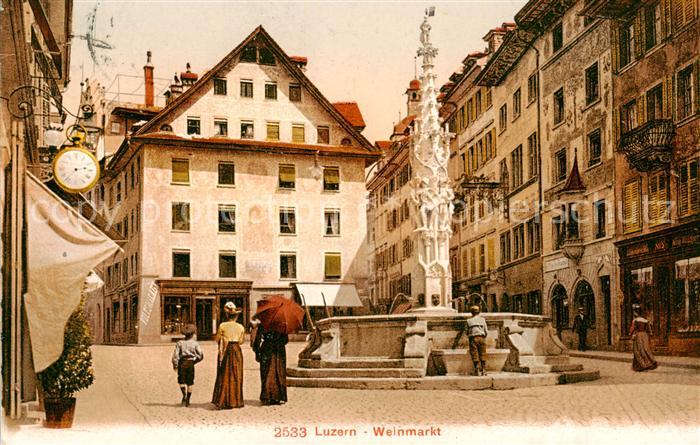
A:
[211,302,245,409]
[252,296,304,405]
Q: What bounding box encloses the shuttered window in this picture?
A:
[323,167,340,191]
[292,124,305,143]
[324,252,341,280]
[648,172,669,226]
[278,164,295,189]
[461,248,469,278]
[172,159,189,184]
[623,179,642,233]
[487,238,495,270]
[470,246,477,276]
[673,0,697,30]
[679,159,700,217]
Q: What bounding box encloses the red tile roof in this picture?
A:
[332,102,366,129]
[374,140,394,152]
[290,56,308,65]
[393,115,416,135]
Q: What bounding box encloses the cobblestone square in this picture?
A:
[5,342,699,445]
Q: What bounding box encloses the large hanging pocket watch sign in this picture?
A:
[52,125,100,193]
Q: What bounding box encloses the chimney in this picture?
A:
[290,56,308,71]
[144,51,154,107]
[180,63,198,90]
[166,73,183,105]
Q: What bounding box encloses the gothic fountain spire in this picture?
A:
[410,7,456,312]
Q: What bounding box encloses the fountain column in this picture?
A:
[409,9,456,313]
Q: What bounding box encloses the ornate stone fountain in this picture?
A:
[287,9,599,390]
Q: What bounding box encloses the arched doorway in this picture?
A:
[574,280,595,327]
[551,284,569,333]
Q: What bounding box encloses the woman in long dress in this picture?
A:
[629,308,658,372]
[252,322,288,405]
[211,302,245,409]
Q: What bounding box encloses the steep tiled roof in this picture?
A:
[393,115,416,136]
[374,140,394,152]
[332,102,366,129]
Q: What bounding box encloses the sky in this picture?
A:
[65,0,525,143]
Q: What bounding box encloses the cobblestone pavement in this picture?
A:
[6,342,699,445]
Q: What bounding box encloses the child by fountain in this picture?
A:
[466,306,488,376]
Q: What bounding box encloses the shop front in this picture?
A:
[158,280,253,340]
[617,224,700,356]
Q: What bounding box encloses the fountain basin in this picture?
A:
[431,348,510,375]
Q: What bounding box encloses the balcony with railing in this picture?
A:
[619,119,675,172]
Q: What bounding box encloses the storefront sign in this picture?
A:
[626,243,649,257]
[140,282,159,326]
[545,257,569,272]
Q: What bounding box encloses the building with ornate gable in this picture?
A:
[90,26,379,343]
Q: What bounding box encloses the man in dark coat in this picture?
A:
[572,307,588,351]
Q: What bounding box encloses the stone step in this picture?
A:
[519,355,571,366]
[287,367,424,379]
[286,372,580,391]
[557,369,601,384]
[518,363,584,374]
[298,358,405,369]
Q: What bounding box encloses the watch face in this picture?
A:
[53,148,100,193]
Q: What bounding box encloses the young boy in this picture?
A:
[172,324,204,407]
[466,305,488,376]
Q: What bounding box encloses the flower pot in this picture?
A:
[43,397,76,428]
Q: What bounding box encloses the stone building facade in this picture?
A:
[581,0,699,355]
[517,0,619,351]
[366,80,421,312]
[91,26,378,343]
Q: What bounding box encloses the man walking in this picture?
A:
[466,305,488,376]
[572,307,588,351]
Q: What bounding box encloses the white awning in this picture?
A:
[295,283,363,307]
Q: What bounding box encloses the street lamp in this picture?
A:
[44,124,64,148]
[310,151,323,180]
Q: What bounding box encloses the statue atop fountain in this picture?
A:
[409,8,455,312]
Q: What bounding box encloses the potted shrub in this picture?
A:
[37,294,95,428]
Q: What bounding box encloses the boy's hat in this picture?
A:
[469,305,481,314]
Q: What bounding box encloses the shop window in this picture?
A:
[675,258,700,331]
[628,267,654,332]
[163,296,190,334]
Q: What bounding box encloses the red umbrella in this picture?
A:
[254,295,305,335]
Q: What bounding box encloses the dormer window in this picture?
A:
[259,47,276,65]
[241,45,257,63]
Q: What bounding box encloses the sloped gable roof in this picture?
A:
[134,26,376,154]
[332,102,366,129]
